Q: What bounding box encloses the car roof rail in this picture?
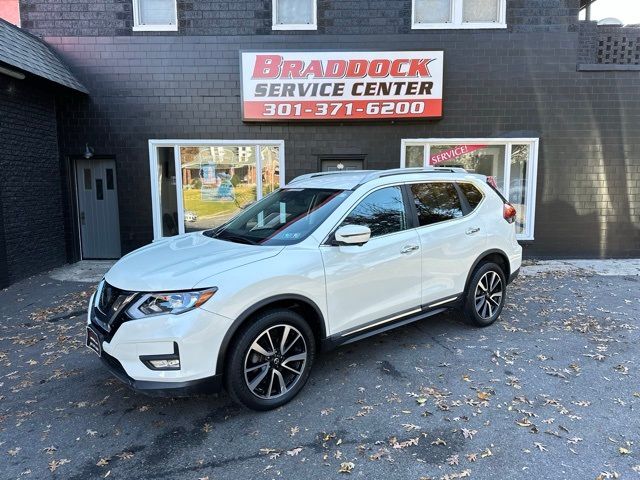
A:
[288,170,370,185]
[352,167,468,188]
[288,167,469,188]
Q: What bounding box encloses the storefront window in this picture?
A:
[156,146,178,237]
[509,144,530,235]
[261,146,280,196]
[150,141,285,239]
[180,146,257,232]
[430,144,507,191]
[401,139,538,240]
[405,145,425,168]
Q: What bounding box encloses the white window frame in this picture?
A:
[148,139,286,240]
[411,0,507,30]
[272,0,318,31]
[132,0,178,32]
[400,138,539,240]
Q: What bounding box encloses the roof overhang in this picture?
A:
[0,18,87,93]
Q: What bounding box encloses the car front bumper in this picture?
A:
[86,293,232,396]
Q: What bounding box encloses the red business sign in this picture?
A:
[429,145,487,165]
[241,51,444,122]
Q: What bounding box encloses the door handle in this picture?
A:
[400,245,420,254]
[466,227,480,235]
[80,211,86,225]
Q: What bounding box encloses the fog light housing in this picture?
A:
[140,342,181,371]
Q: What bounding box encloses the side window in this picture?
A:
[410,182,463,226]
[342,186,407,238]
[457,182,483,211]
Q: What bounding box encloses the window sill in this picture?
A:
[133,24,178,32]
[577,64,640,71]
[272,24,318,31]
[411,22,507,30]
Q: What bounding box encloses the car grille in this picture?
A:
[92,281,137,340]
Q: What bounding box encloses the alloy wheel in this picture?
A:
[243,324,307,400]
[474,270,503,320]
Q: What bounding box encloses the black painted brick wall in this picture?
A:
[20,0,580,37]
[16,0,640,258]
[47,27,640,258]
[0,76,67,282]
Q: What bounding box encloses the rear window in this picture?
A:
[410,182,464,227]
[457,182,484,211]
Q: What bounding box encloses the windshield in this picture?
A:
[205,188,351,245]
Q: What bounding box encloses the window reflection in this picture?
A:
[180,146,258,232]
[411,182,463,226]
[343,186,407,237]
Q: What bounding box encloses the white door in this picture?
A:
[75,159,121,259]
[320,186,422,335]
[408,182,487,305]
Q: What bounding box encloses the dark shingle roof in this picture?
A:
[0,19,87,93]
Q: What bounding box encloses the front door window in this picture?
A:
[341,186,408,237]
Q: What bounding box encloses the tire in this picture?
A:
[462,262,507,327]
[225,309,316,411]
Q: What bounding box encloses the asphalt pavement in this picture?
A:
[1,267,639,479]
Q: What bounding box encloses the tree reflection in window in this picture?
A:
[342,186,407,237]
[411,182,463,226]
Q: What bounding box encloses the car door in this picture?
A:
[320,185,422,336]
[409,181,488,306]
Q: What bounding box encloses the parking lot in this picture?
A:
[1,266,639,479]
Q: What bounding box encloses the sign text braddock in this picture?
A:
[241,51,444,121]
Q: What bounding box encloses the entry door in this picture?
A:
[321,159,364,172]
[75,159,121,259]
[320,186,422,335]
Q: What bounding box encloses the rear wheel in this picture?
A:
[225,309,315,410]
[462,262,506,327]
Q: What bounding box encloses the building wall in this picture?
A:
[20,0,580,37]
[20,0,640,259]
[0,75,67,283]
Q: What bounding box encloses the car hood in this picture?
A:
[105,232,284,292]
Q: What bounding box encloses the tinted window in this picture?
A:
[343,186,407,238]
[458,182,483,210]
[410,182,463,226]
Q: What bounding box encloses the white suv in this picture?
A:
[86,168,522,410]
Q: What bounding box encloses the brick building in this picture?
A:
[1,0,639,286]
[0,19,86,287]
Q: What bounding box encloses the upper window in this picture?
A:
[410,183,464,226]
[133,0,177,31]
[272,0,317,30]
[342,187,407,238]
[412,0,506,29]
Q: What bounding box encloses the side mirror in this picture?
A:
[334,225,371,246]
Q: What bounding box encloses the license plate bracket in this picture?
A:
[86,325,102,357]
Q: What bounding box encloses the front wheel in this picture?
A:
[225,309,315,410]
[462,262,507,327]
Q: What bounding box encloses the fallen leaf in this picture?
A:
[338,462,355,474]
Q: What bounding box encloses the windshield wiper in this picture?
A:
[213,231,259,245]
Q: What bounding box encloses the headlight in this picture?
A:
[127,288,217,318]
